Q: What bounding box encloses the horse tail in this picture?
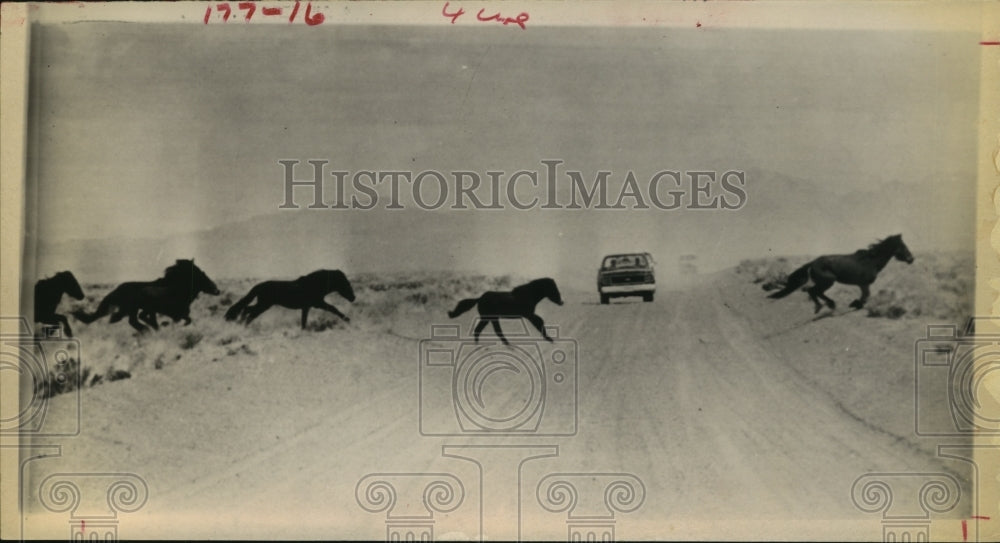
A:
[72,295,113,323]
[224,287,259,322]
[767,262,813,299]
[448,297,481,319]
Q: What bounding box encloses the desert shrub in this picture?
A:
[36,356,89,399]
[406,292,430,305]
[346,271,523,329]
[865,290,907,319]
[88,368,131,388]
[33,353,138,398]
[304,317,343,332]
[205,291,237,317]
[108,369,131,381]
[226,344,256,357]
[179,332,204,350]
[861,251,972,324]
[736,257,795,291]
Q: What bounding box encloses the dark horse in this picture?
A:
[223,269,355,329]
[447,277,564,345]
[768,234,914,313]
[34,271,85,337]
[73,260,220,332]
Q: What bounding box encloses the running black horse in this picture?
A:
[447,277,564,344]
[223,269,356,329]
[73,259,220,332]
[34,271,85,337]
[767,234,914,313]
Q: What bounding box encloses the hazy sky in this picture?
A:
[25,21,980,281]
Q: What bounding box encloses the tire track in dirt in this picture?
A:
[551,280,952,519]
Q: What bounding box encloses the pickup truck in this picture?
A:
[597,252,656,304]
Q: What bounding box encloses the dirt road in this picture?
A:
[20,272,972,540]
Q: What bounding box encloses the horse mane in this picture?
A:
[866,235,901,251]
[297,269,346,291]
[857,235,903,258]
[162,259,201,284]
[511,277,554,297]
[41,270,70,282]
[57,270,82,290]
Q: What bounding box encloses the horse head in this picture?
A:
[164,259,221,295]
[304,269,355,302]
[57,271,85,300]
[329,270,356,302]
[889,234,915,264]
[514,277,563,306]
[543,278,564,305]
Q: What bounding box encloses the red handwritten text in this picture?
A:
[204,1,324,25]
[962,516,991,541]
[442,1,464,24]
[442,2,528,30]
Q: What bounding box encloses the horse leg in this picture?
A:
[316,301,350,323]
[54,314,73,337]
[817,290,837,311]
[473,319,490,343]
[490,318,510,346]
[242,303,271,325]
[806,272,836,313]
[805,287,823,313]
[139,310,160,330]
[127,310,148,333]
[525,314,554,342]
[850,284,871,310]
[300,307,310,329]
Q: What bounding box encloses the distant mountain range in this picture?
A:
[32,168,973,290]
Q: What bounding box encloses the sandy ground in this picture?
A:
[15,269,985,540]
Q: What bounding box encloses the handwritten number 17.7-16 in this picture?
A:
[204,2,324,25]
